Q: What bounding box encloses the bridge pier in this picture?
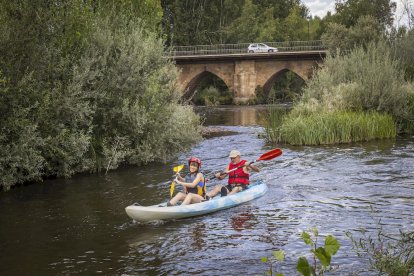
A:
[233,61,257,104]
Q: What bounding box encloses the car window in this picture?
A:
[250,44,257,48]
[259,43,266,47]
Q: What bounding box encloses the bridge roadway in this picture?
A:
[173,50,326,63]
[171,48,327,103]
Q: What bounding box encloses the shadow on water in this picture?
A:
[0,105,413,275]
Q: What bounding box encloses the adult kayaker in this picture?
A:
[167,157,206,206]
[206,150,260,197]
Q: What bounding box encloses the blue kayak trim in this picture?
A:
[125,180,268,222]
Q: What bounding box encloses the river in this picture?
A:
[0,105,413,275]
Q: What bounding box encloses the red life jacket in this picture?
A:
[228,160,250,185]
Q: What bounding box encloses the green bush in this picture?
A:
[303,41,412,124]
[393,29,414,81]
[193,86,233,106]
[348,222,414,275]
[72,15,201,168]
[0,6,201,191]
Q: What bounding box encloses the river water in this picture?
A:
[0,105,413,275]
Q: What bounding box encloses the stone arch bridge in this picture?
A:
[173,51,326,103]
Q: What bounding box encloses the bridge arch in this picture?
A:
[178,64,234,97]
[262,68,306,94]
[182,70,233,99]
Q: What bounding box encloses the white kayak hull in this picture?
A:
[125,181,268,222]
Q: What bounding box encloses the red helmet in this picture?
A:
[188,157,201,169]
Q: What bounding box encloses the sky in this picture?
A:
[302,0,335,18]
[302,0,411,27]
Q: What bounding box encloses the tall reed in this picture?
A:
[264,109,396,145]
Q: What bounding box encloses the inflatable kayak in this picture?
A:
[125,180,268,222]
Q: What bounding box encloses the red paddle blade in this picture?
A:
[257,148,282,161]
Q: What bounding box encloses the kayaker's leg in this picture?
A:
[220,184,233,197]
[181,193,204,205]
[206,184,223,198]
[169,192,186,206]
[228,186,242,195]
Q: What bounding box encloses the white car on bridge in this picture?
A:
[247,43,278,53]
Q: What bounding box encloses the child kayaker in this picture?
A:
[167,157,206,206]
[206,150,260,198]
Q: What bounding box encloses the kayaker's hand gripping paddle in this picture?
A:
[170,164,184,198]
[209,148,282,180]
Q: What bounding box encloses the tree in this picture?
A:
[161,0,242,45]
[228,0,260,43]
[394,29,414,80]
[333,0,396,28]
[161,0,315,45]
[322,15,384,53]
[282,5,308,41]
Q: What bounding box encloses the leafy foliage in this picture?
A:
[0,1,201,190]
[322,15,384,53]
[192,86,233,106]
[333,0,396,28]
[347,224,414,275]
[393,29,414,81]
[161,0,313,45]
[297,228,340,276]
[260,228,340,276]
[302,41,413,125]
[261,249,285,275]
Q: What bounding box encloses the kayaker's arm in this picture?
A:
[176,172,203,188]
[214,165,230,180]
[244,162,260,173]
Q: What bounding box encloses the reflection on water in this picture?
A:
[191,222,206,250]
[230,208,255,232]
[0,106,413,275]
[195,105,288,126]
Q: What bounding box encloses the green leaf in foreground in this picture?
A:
[297,256,312,276]
[301,231,313,246]
[311,247,331,267]
[273,250,285,262]
[325,235,340,256]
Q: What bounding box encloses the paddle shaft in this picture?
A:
[208,148,282,181]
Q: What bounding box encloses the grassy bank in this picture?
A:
[263,109,396,145]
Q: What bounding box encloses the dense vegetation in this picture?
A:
[0,1,201,191]
[261,1,414,145]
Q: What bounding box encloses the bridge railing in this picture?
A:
[169,40,326,56]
